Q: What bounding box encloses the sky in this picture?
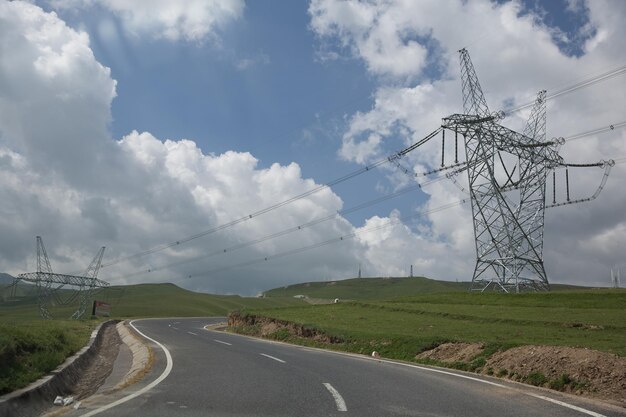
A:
[0,0,624,295]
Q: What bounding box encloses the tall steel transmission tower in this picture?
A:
[439,49,613,292]
[13,236,109,319]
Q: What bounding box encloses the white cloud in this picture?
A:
[309,0,429,78]
[49,0,245,42]
[235,52,270,71]
[0,1,378,295]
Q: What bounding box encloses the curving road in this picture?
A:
[67,318,624,417]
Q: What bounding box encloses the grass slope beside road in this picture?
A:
[0,282,303,394]
[0,320,94,395]
[234,289,626,358]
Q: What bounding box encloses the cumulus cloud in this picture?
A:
[48,0,245,42]
[309,0,429,78]
[0,1,372,295]
[310,0,626,286]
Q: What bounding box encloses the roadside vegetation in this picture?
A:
[0,320,94,395]
[238,289,626,357]
[0,282,303,394]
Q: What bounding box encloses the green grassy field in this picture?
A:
[262,276,588,300]
[0,320,94,395]
[0,282,303,394]
[237,289,626,360]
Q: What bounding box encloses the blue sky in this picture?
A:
[1,0,624,294]
[49,0,437,227]
[42,0,595,226]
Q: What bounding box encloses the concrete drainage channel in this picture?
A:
[0,320,151,417]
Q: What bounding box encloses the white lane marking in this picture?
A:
[383,360,506,388]
[214,339,232,346]
[187,331,198,336]
[79,320,173,417]
[370,358,608,417]
[260,353,286,363]
[323,383,347,412]
[525,393,607,417]
[171,326,179,330]
[219,332,609,417]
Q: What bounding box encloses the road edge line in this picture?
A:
[208,328,610,417]
[79,320,173,417]
[323,383,347,412]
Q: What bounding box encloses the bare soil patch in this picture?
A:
[485,345,626,407]
[414,342,625,407]
[70,323,121,399]
[415,342,484,363]
[228,312,343,344]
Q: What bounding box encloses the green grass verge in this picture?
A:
[0,320,96,395]
[0,282,304,394]
[238,289,626,360]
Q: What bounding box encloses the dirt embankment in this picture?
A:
[416,342,625,407]
[228,312,343,344]
[229,312,625,407]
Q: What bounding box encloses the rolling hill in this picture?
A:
[0,282,305,320]
[262,276,591,300]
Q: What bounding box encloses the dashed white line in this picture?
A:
[323,383,347,412]
[187,331,198,336]
[171,326,179,330]
[214,339,232,346]
[260,353,286,363]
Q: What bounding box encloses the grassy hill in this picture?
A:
[0,273,15,285]
[101,283,304,318]
[0,282,305,320]
[263,276,468,300]
[262,276,589,300]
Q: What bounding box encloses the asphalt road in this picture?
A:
[67,318,624,417]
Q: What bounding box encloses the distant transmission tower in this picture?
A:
[14,236,109,319]
[439,49,614,292]
[611,267,621,288]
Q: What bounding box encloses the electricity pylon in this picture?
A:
[15,236,109,318]
[439,49,612,292]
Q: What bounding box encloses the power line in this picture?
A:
[101,127,442,269]
[504,63,626,115]
[182,199,466,279]
[563,121,626,142]
[111,173,451,279]
[100,152,388,268]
